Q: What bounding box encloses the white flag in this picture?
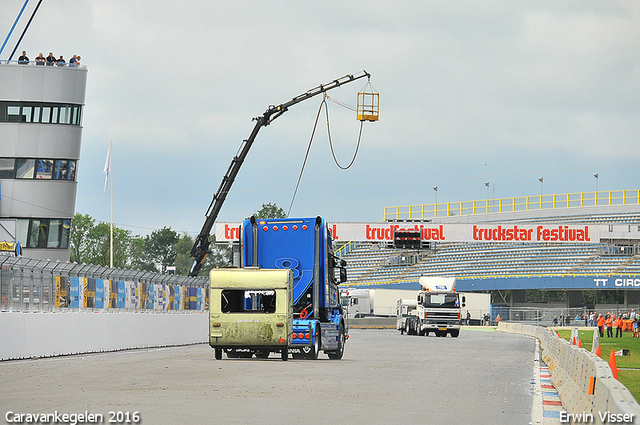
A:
[103,141,112,193]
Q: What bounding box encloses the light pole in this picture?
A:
[539,177,544,196]
[594,173,599,205]
[485,182,490,213]
[433,186,438,217]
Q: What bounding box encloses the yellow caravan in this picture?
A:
[209,268,292,361]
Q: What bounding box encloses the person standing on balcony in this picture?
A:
[18,51,29,64]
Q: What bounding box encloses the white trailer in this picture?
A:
[370,289,419,316]
[342,288,419,318]
[459,292,491,325]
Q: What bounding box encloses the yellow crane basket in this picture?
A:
[357,82,379,122]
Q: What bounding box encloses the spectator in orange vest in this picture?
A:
[615,316,624,338]
[606,315,614,338]
[597,314,605,337]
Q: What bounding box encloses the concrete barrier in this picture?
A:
[0,311,208,361]
[497,322,640,423]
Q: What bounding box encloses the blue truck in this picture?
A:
[239,216,347,359]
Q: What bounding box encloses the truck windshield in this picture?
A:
[421,293,458,308]
[221,289,276,313]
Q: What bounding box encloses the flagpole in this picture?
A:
[104,141,113,268]
[109,141,113,268]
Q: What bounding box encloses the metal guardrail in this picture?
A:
[384,189,640,220]
[0,255,209,313]
[0,59,86,68]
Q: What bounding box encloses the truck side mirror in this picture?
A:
[340,267,347,283]
[461,295,466,308]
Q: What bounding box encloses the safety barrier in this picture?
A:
[0,311,208,361]
[0,255,212,360]
[497,322,640,423]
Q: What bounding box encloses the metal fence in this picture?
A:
[491,306,588,327]
[489,306,640,328]
[0,254,209,313]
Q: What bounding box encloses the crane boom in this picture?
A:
[189,70,371,276]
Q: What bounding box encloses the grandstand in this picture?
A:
[338,190,640,311]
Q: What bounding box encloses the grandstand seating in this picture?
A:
[340,210,640,285]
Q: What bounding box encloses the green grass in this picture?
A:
[555,328,640,402]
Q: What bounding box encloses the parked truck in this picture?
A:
[209,216,348,360]
[404,276,461,337]
[396,298,418,334]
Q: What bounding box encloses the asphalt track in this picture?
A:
[0,328,536,425]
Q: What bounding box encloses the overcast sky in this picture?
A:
[2,1,639,237]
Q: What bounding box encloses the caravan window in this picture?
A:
[221,289,276,313]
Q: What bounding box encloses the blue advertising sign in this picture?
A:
[95,279,104,309]
[69,277,80,308]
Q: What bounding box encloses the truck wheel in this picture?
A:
[327,324,345,360]
[309,326,321,360]
[255,351,270,359]
[281,348,288,361]
[405,321,411,335]
[450,330,460,338]
[214,348,222,360]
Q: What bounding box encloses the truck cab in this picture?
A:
[405,276,462,338]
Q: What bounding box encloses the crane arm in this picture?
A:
[189,71,371,276]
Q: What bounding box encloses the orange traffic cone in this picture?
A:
[595,345,601,357]
[578,339,582,348]
[609,350,619,380]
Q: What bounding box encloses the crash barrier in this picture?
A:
[0,255,209,312]
[497,322,640,423]
[0,256,211,360]
[0,311,208,361]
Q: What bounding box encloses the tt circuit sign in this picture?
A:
[216,222,599,244]
[457,276,640,291]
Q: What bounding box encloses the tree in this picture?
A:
[252,202,286,219]
[69,213,94,263]
[129,236,157,272]
[144,227,179,274]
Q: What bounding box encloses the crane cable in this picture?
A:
[287,93,364,217]
[287,94,364,216]
[324,95,364,170]
[287,98,324,217]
